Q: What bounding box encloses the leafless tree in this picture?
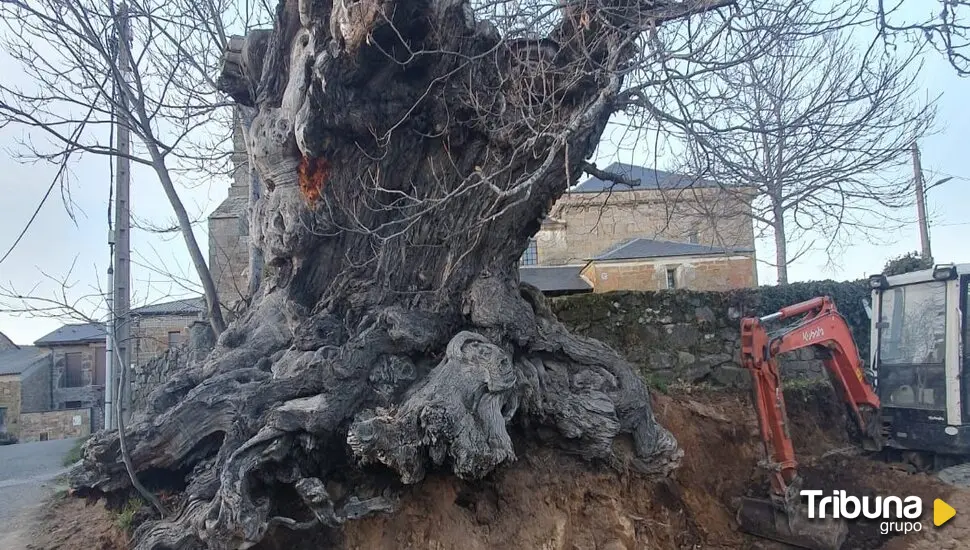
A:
[0,0,276,335]
[57,0,831,547]
[876,0,970,75]
[652,0,934,283]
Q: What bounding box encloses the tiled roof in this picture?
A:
[572,163,717,193]
[132,297,206,316]
[34,322,106,345]
[519,265,592,293]
[593,238,754,261]
[0,346,49,375]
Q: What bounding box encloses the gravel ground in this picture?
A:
[0,438,77,549]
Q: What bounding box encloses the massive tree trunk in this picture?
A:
[70,0,714,547]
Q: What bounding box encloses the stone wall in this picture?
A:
[208,110,252,309]
[536,187,755,266]
[131,320,215,411]
[19,356,51,413]
[19,408,91,442]
[132,314,199,367]
[49,343,105,431]
[551,280,871,387]
[582,255,756,293]
[0,374,22,439]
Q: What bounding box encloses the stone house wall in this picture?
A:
[48,342,105,431]
[0,374,22,438]
[132,314,199,368]
[132,321,215,411]
[582,255,757,293]
[536,187,755,266]
[19,356,51,413]
[209,112,251,309]
[19,408,91,442]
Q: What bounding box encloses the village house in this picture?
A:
[0,297,206,441]
[0,333,52,442]
[519,162,758,294]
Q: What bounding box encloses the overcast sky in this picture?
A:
[1,7,968,346]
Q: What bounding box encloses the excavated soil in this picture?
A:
[340,385,965,550]
[33,384,970,550]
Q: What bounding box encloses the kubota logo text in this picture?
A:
[802,327,825,343]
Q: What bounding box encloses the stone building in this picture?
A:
[0,340,51,441]
[130,297,205,367]
[207,144,759,296]
[208,114,252,309]
[519,163,757,294]
[34,322,107,427]
[25,298,206,435]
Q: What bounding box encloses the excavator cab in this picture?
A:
[869,263,970,458]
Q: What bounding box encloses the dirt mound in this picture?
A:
[342,384,957,550]
[35,383,966,550]
[30,495,128,550]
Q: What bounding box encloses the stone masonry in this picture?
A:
[48,343,104,431]
[132,314,200,367]
[209,111,252,309]
[19,408,91,442]
[551,281,871,387]
[537,187,755,266]
[582,256,756,293]
[131,320,215,410]
[0,374,22,439]
[0,356,52,440]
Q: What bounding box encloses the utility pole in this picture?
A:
[111,2,132,427]
[911,142,932,262]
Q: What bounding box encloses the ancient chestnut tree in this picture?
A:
[70,0,735,548]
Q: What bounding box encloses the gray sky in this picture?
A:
[1,8,968,346]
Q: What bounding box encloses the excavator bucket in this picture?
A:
[737,496,848,550]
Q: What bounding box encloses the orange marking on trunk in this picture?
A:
[298,155,331,204]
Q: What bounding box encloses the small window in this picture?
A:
[519,239,538,266]
[666,267,678,289]
[0,407,6,430]
[65,352,83,387]
[167,331,182,348]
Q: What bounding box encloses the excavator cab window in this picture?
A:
[876,281,947,411]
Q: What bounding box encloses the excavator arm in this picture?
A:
[738,296,882,550]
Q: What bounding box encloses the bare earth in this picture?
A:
[29,390,970,550]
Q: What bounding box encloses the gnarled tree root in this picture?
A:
[72,285,680,549]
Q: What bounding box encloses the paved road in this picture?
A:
[0,438,77,547]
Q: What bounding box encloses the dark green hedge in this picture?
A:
[551,279,871,359]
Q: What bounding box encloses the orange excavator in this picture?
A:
[737,296,884,550]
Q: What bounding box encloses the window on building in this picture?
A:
[0,407,6,431]
[168,331,182,348]
[519,238,538,266]
[94,346,106,386]
[65,352,83,387]
[666,267,678,289]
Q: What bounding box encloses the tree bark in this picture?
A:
[773,202,788,285]
[70,1,708,547]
